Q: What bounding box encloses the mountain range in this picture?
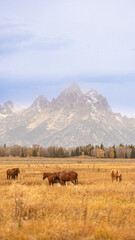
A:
[0,83,135,148]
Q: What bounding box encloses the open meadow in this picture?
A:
[0,157,135,240]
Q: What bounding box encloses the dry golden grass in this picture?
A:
[0,157,135,239]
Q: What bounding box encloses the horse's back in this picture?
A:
[59,171,78,181]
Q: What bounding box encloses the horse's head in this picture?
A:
[43,173,47,180]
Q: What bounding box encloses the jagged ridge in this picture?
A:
[0,83,135,147]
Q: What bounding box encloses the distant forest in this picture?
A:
[0,143,135,158]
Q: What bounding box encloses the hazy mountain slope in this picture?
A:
[0,83,135,147]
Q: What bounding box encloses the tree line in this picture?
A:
[0,143,135,158]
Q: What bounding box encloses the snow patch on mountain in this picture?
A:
[67,112,75,120]
[115,115,125,126]
[82,115,89,120]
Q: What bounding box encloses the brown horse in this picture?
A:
[58,171,78,185]
[43,172,59,185]
[7,168,20,180]
[111,170,122,182]
[12,168,20,179]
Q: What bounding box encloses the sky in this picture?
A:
[0,0,135,117]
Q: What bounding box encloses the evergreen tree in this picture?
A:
[52,147,56,157]
[119,143,124,147]
[75,147,80,156]
[71,150,75,157]
[32,149,37,157]
[131,147,135,158]
[57,147,64,158]
[113,145,116,158]
[100,143,104,150]
[21,148,24,157]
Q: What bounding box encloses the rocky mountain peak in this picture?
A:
[4,100,14,108]
[51,82,82,109]
[85,89,112,113]
[66,82,82,93]
[34,95,48,105]
[0,101,22,115]
[59,82,82,97]
[0,83,135,147]
[30,95,49,112]
[86,89,98,96]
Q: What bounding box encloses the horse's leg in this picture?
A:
[72,179,76,185]
[63,180,66,185]
[119,177,122,182]
[60,180,64,185]
[71,180,75,185]
[60,180,62,185]
[75,178,78,185]
[12,174,15,180]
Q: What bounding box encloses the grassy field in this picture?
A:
[0,157,135,240]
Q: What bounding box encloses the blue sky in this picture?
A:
[0,0,135,116]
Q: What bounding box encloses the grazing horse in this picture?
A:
[58,171,78,185]
[111,170,122,182]
[7,168,20,180]
[12,168,20,179]
[43,172,59,185]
